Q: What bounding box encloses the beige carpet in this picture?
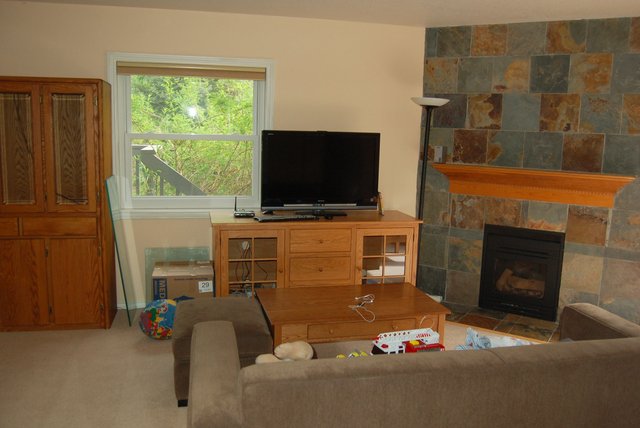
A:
[0,311,187,428]
[0,313,528,428]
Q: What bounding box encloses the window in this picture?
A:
[108,53,274,214]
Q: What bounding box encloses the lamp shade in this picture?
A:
[411,97,450,107]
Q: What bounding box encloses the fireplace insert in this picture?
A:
[479,224,565,321]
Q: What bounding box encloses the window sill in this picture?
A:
[114,207,258,220]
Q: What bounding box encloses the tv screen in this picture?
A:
[260,130,380,212]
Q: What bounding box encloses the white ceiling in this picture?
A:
[10,0,640,27]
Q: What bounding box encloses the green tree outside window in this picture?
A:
[130,75,255,197]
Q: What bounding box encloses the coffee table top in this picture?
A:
[255,283,450,325]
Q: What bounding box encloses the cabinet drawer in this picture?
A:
[289,256,352,282]
[289,229,352,253]
[0,218,19,236]
[22,217,97,236]
[308,318,416,341]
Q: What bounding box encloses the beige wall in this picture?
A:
[0,1,424,306]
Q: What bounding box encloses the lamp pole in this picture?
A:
[411,97,449,289]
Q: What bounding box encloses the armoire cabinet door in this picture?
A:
[42,84,97,213]
[49,238,103,325]
[0,82,45,213]
[0,239,49,328]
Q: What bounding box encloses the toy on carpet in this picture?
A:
[371,328,441,354]
[255,340,314,363]
[139,299,177,339]
[455,327,533,350]
[336,350,369,358]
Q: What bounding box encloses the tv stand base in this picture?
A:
[210,210,420,293]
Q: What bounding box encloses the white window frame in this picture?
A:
[107,52,274,218]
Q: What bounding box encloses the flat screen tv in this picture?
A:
[260,130,380,214]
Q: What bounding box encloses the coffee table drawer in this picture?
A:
[307,318,416,341]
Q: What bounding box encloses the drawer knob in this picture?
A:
[318,267,324,272]
[329,329,334,335]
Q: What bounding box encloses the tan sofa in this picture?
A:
[187,303,640,428]
[172,298,273,406]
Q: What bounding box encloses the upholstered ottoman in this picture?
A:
[172,297,273,406]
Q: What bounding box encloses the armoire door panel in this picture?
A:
[49,238,103,325]
[0,82,45,213]
[42,84,97,213]
[0,239,49,327]
[0,217,19,236]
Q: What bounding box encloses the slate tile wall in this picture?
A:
[419,16,640,323]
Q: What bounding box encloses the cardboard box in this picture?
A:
[152,261,214,301]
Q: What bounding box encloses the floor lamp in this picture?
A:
[411,96,449,291]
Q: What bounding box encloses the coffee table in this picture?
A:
[255,283,451,346]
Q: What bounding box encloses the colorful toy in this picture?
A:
[404,340,445,353]
[138,299,177,339]
[371,328,440,354]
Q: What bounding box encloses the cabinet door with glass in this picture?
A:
[0,82,45,213]
[42,84,97,213]
[356,228,416,285]
[219,229,285,297]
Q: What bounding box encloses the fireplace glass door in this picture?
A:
[479,224,564,321]
[494,258,547,299]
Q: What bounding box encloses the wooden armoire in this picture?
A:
[0,77,116,330]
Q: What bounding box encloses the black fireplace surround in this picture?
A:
[479,224,565,321]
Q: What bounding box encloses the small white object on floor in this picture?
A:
[428,294,443,302]
[255,354,281,364]
[256,340,314,363]
[456,327,533,350]
[275,340,314,360]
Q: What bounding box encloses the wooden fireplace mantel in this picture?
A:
[431,164,635,208]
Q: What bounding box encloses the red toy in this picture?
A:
[372,328,441,354]
[404,340,445,352]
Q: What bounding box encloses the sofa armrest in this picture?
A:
[560,303,640,341]
[187,321,243,428]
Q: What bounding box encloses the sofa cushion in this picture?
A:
[235,336,640,428]
[173,297,272,363]
[173,297,273,404]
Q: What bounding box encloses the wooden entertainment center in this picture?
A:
[210,210,421,296]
